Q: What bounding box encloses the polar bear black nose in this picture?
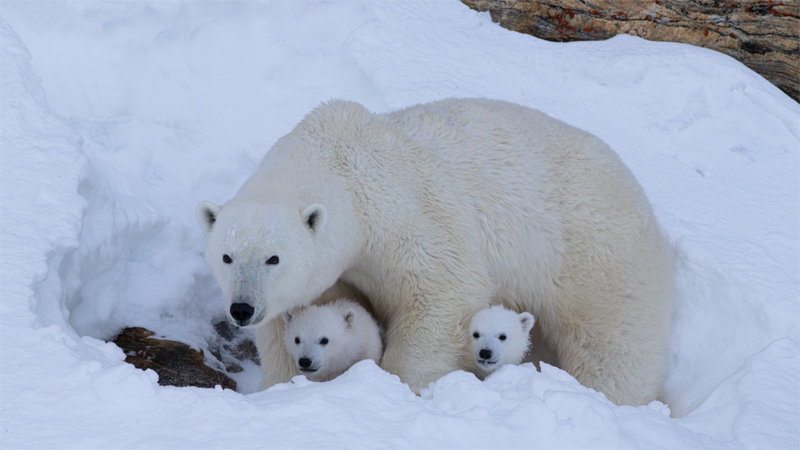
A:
[298,357,312,368]
[230,303,254,324]
[479,349,493,360]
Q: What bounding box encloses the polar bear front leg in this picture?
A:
[379,283,488,393]
[379,310,465,393]
[256,316,299,390]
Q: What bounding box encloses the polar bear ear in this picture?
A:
[197,201,221,234]
[301,203,327,233]
[343,309,355,328]
[282,311,293,324]
[519,312,535,334]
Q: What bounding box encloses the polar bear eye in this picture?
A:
[499,334,507,341]
[294,337,300,345]
[319,337,329,345]
[266,255,280,265]
[472,332,480,339]
[222,254,232,264]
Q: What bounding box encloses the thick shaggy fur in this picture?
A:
[470,306,535,376]
[197,98,674,405]
[283,298,382,382]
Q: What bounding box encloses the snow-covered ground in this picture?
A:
[1,1,798,448]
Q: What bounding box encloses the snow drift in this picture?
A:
[1,1,798,448]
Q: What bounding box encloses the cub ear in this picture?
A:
[301,203,327,233]
[519,312,535,334]
[197,201,221,235]
[282,311,293,324]
[343,309,355,328]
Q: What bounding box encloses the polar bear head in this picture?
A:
[469,306,535,374]
[197,197,344,328]
[282,301,364,382]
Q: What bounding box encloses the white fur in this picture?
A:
[253,280,373,387]
[470,306,534,376]
[198,98,674,405]
[282,298,382,382]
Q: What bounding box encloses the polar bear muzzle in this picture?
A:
[230,302,254,326]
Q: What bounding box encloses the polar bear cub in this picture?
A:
[282,298,382,382]
[470,306,535,376]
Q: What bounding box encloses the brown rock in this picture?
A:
[113,327,237,390]
[462,0,800,102]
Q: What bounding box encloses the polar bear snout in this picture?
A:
[298,357,315,371]
[229,302,254,326]
[297,356,320,375]
[477,348,498,368]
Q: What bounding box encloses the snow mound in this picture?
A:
[1,2,797,449]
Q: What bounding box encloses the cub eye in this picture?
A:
[319,337,329,345]
[499,334,507,341]
[294,337,300,344]
[222,254,232,264]
[266,255,280,265]
[472,332,480,339]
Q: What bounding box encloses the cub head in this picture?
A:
[469,306,535,374]
[282,303,359,381]
[197,198,339,328]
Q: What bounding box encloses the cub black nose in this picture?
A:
[230,303,254,324]
[479,349,493,360]
[298,357,312,368]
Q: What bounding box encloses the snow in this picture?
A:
[1,1,798,448]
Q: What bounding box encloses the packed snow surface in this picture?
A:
[1,1,798,449]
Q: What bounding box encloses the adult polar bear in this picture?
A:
[197,98,673,405]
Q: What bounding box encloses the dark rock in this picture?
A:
[112,327,237,390]
[211,320,260,374]
[213,320,238,341]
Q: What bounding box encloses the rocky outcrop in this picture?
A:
[462,0,799,102]
[113,327,237,389]
[112,322,259,391]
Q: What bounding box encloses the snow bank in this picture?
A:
[1,1,797,448]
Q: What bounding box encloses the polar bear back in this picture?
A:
[250,98,670,331]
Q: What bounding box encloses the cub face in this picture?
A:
[196,199,328,328]
[282,305,358,381]
[470,306,535,374]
